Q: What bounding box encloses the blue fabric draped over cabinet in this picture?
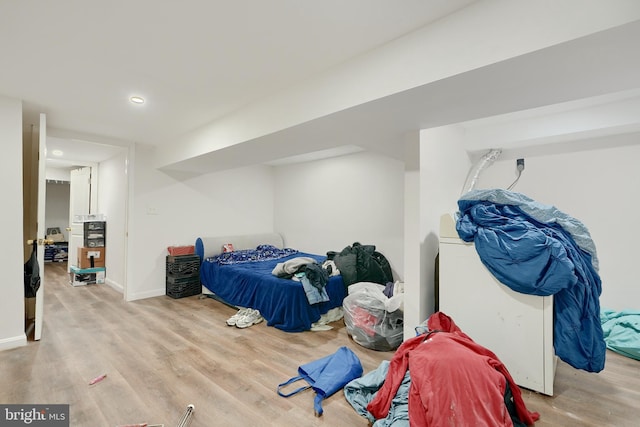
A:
[456,189,605,373]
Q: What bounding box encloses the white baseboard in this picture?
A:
[105,278,123,293]
[126,288,166,302]
[0,334,27,351]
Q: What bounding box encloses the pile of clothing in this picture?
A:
[327,242,393,287]
[272,256,337,304]
[344,312,540,426]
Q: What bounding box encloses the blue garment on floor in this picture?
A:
[344,360,410,427]
[456,189,605,373]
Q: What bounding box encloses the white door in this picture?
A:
[34,113,47,341]
[68,167,92,270]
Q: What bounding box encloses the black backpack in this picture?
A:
[24,241,41,298]
[370,250,394,285]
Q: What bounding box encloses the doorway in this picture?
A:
[44,136,130,298]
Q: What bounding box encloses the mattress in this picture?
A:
[200,251,345,332]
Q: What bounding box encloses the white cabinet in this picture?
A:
[438,214,556,395]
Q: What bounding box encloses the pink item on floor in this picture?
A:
[88,373,107,385]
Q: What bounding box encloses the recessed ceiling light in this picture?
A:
[52,149,63,156]
[130,96,145,104]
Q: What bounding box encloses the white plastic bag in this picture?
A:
[343,282,404,351]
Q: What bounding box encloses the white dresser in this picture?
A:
[438,213,556,395]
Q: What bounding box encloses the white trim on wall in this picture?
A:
[0,335,27,351]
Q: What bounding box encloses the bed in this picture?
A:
[195,233,346,332]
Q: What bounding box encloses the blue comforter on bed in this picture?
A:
[200,250,345,332]
[456,189,605,372]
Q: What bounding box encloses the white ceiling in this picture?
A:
[3,1,640,172]
[162,16,640,174]
[45,136,127,169]
[0,0,476,166]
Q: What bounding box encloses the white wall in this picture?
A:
[45,167,71,182]
[273,151,404,276]
[475,143,640,311]
[403,167,421,338]
[0,95,26,350]
[127,144,276,301]
[411,126,471,336]
[97,150,128,293]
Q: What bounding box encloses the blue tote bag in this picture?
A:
[277,346,363,416]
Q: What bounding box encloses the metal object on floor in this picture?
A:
[176,404,194,427]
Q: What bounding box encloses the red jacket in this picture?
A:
[367,312,539,426]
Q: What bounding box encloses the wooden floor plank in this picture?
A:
[1,262,639,426]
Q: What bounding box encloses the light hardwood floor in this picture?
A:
[1,262,639,426]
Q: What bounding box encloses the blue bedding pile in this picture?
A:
[209,244,298,265]
[601,308,640,361]
[456,189,605,372]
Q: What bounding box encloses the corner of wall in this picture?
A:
[105,278,124,294]
[402,125,471,339]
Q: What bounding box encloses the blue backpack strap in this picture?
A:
[277,376,311,398]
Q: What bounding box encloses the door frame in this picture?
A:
[123,144,134,302]
[42,130,133,304]
[34,113,47,341]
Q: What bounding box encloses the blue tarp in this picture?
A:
[456,189,605,372]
